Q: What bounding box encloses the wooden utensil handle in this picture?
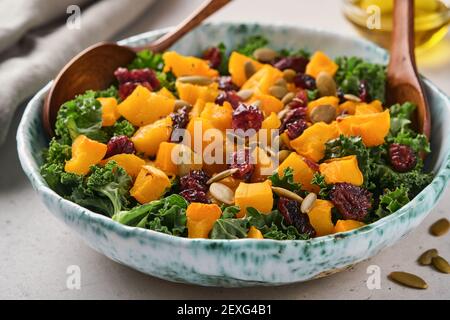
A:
[135,0,231,53]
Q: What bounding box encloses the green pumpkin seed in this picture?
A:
[282,69,297,82]
[251,100,262,108]
[271,187,303,203]
[177,75,214,85]
[316,71,337,97]
[207,168,238,185]
[269,85,288,99]
[244,61,256,79]
[310,104,337,124]
[253,47,277,62]
[274,78,288,88]
[388,272,428,289]
[430,218,450,236]
[209,182,234,205]
[174,99,192,110]
[418,249,438,265]
[343,93,362,102]
[281,92,295,105]
[278,150,291,164]
[432,256,450,273]
[237,89,254,101]
[277,107,290,120]
[301,193,317,214]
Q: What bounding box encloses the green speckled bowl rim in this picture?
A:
[16,22,450,281]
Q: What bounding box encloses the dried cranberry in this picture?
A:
[281,106,307,131]
[180,189,210,203]
[389,143,417,172]
[277,197,316,237]
[232,103,264,133]
[215,91,242,109]
[273,56,309,73]
[293,73,316,90]
[358,80,370,102]
[118,82,153,100]
[114,67,160,100]
[217,76,238,91]
[170,106,190,142]
[330,183,372,221]
[288,89,308,109]
[105,135,135,158]
[286,119,308,139]
[302,157,320,171]
[180,170,210,192]
[228,148,254,182]
[203,47,222,69]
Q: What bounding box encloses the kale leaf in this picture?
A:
[334,56,386,103]
[237,35,269,57]
[311,172,332,198]
[210,205,248,239]
[128,50,164,71]
[269,167,301,192]
[95,85,119,99]
[374,186,410,218]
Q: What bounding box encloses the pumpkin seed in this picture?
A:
[430,218,450,236]
[277,107,290,120]
[209,182,235,205]
[278,150,291,163]
[281,92,295,105]
[251,100,262,108]
[177,75,214,86]
[207,168,238,185]
[283,69,297,82]
[274,78,288,88]
[237,89,254,101]
[432,256,450,273]
[388,272,428,289]
[174,99,192,111]
[418,249,438,265]
[253,47,277,62]
[301,192,317,214]
[343,93,362,102]
[244,61,256,79]
[310,104,337,124]
[316,71,337,97]
[269,85,288,99]
[271,187,304,203]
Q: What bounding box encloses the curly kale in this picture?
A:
[210,206,248,239]
[374,187,410,219]
[237,35,269,57]
[70,161,132,217]
[217,42,229,75]
[278,48,311,59]
[311,172,332,199]
[334,56,386,103]
[95,85,119,99]
[269,167,301,193]
[55,91,108,145]
[106,119,135,137]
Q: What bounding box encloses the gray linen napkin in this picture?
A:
[0,0,156,145]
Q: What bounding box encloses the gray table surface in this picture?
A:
[1,0,449,299]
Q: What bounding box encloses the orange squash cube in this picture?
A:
[334,219,365,233]
[131,116,173,157]
[251,147,276,182]
[130,165,171,204]
[117,86,175,127]
[65,135,107,175]
[305,51,338,78]
[200,102,233,132]
[186,203,222,238]
[337,110,390,147]
[354,100,384,115]
[157,87,176,99]
[154,142,178,176]
[235,180,273,218]
[228,51,263,87]
[290,122,339,162]
[338,100,358,115]
[319,155,364,186]
[261,112,281,145]
[242,64,284,94]
[247,226,264,239]
[277,152,319,192]
[176,81,219,105]
[162,51,218,78]
[250,91,284,115]
[307,199,335,237]
[101,154,145,178]
[98,97,120,127]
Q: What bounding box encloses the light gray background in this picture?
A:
[1,0,449,299]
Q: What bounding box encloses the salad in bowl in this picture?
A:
[39,34,433,241]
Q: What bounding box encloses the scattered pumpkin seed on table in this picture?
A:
[431,256,450,274]
[388,271,428,289]
[418,249,438,265]
[429,218,450,236]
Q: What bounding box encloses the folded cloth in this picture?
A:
[0,0,156,145]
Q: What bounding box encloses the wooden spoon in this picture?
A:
[43,0,231,136]
[387,0,431,141]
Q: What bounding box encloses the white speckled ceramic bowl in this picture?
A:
[17,23,450,287]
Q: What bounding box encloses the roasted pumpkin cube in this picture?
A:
[117,85,175,127]
[235,180,273,218]
[228,51,263,87]
[277,152,319,192]
[334,219,365,233]
[101,154,145,178]
[337,100,358,115]
[154,142,178,176]
[98,97,120,127]
[249,91,284,115]
[305,51,338,78]
[251,146,276,182]
[131,116,173,157]
[186,203,222,238]
[190,98,206,118]
[247,226,264,239]
[65,135,107,175]
[261,112,281,145]
[307,199,335,237]
[176,81,219,105]
[337,110,390,147]
[157,87,176,99]
[319,155,364,186]
[290,122,339,162]
[130,165,171,204]
[354,100,383,115]
[200,101,233,132]
[163,51,218,78]
[242,64,284,94]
